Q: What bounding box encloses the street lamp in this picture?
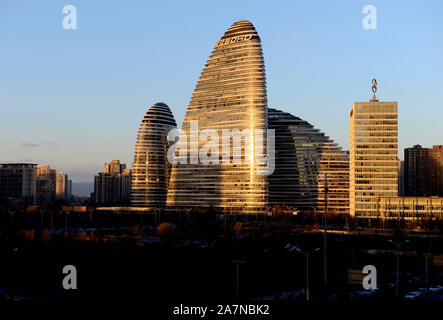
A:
[65,211,69,230]
[293,246,320,301]
[232,260,245,301]
[50,210,54,229]
[39,209,46,228]
[8,210,15,229]
[388,239,410,297]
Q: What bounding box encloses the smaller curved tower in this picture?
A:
[131,102,177,207]
[268,108,349,214]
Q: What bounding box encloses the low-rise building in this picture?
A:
[376,196,443,220]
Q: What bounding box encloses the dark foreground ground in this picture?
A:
[1,226,443,304]
[1,210,443,317]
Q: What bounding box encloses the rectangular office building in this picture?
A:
[0,163,37,204]
[350,101,398,218]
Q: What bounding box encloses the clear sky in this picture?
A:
[1,0,442,182]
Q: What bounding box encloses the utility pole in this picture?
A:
[324,173,328,288]
[389,239,409,297]
[306,254,310,301]
[425,253,429,287]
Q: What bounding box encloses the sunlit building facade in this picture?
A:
[350,101,398,218]
[131,102,177,207]
[316,140,350,215]
[377,196,443,220]
[167,20,268,213]
[56,172,71,201]
[95,160,131,205]
[36,165,56,205]
[268,108,349,214]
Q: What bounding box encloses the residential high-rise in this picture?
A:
[0,163,37,204]
[67,179,72,200]
[95,160,131,205]
[131,103,177,207]
[268,108,349,214]
[349,83,398,218]
[36,165,56,205]
[56,172,71,201]
[404,145,443,196]
[167,20,268,213]
[121,168,131,203]
[105,159,126,174]
[398,160,405,196]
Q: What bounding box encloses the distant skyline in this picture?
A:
[1,0,442,182]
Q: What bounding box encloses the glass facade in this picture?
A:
[131,102,177,207]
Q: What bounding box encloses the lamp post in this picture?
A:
[39,209,46,228]
[294,246,320,301]
[8,210,15,229]
[232,260,245,301]
[65,211,69,230]
[388,239,409,297]
[425,253,429,287]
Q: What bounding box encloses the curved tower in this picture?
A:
[268,108,349,215]
[131,102,177,207]
[167,20,268,213]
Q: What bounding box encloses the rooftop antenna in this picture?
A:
[370,78,379,102]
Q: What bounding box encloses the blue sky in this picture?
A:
[1,0,442,182]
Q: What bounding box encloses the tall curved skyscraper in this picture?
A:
[131,102,177,207]
[268,108,349,215]
[167,20,268,213]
